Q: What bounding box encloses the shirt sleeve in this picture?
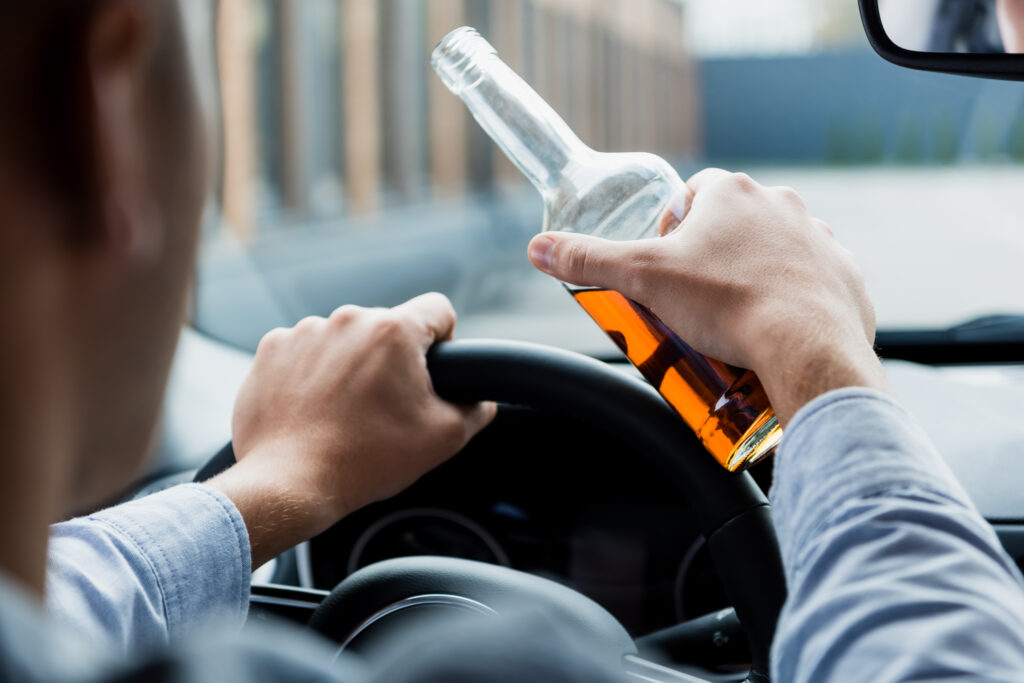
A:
[769,387,1024,682]
[45,484,251,655]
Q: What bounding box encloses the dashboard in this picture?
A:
[302,406,738,637]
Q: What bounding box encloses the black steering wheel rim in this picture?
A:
[197,339,785,680]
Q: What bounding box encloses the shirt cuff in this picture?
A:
[87,484,252,641]
[769,387,975,570]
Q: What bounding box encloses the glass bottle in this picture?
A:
[431,27,781,471]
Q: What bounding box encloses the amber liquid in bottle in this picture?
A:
[570,286,780,471]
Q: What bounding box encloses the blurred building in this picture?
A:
[216,0,698,237]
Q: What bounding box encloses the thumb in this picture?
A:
[527,232,654,298]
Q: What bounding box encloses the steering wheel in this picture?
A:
[196,340,786,682]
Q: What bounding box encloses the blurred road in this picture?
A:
[198,166,1024,356]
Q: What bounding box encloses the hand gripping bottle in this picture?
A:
[432,27,781,471]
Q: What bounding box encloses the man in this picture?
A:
[0,0,496,676]
[2,0,1024,682]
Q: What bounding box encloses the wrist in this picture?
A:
[207,451,352,569]
[754,335,889,428]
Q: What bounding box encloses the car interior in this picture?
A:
[117,0,1024,681]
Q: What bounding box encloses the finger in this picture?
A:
[684,167,737,195]
[394,292,458,344]
[659,186,693,236]
[458,400,498,438]
[527,232,657,299]
[430,400,499,457]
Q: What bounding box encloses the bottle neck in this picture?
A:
[433,29,590,195]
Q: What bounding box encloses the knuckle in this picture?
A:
[776,185,805,207]
[329,304,362,326]
[369,312,407,344]
[257,327,289,353]
[728,172,758,193]
[294,315,322,334]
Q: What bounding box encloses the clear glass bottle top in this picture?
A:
[432,27,688,241]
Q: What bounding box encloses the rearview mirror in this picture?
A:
[859,0,1024,80]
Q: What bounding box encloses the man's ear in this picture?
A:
[81,0,162,263]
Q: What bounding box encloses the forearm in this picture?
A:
[206,452,351,570]
[47,484,251,653]
[770,389,1024,682]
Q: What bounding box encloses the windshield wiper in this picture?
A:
[876,315,1024,364]
[946,314,1024,342]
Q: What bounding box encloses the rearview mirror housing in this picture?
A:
[859,0,1024,81]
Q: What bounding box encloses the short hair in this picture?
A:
[0,3,102,224]
[0,0,181,239]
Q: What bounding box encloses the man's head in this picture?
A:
[0,0,212,512]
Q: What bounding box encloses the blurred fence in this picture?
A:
[216,0,698,237]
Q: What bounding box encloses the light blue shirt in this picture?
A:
[46,484,251,654]
[1,484,347,682]
[770,388,1024,681]
[1,388,1023,681]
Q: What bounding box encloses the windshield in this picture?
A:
[195,0,1024,356]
